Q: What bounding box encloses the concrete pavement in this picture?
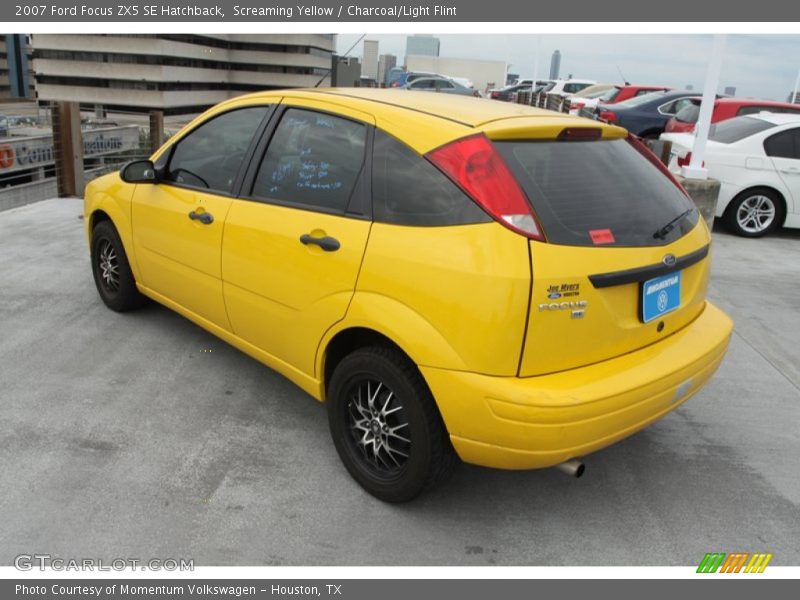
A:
[0,198,798,566]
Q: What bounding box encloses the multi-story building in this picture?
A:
[1,35,35,100]
[362,39,379,81]
[30,34,336,113]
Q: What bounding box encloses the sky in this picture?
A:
[336,34,800,101]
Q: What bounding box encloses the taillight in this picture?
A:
[558,127,602,141]
[490,91,499,98]
[426,134,545,240]
[571,102,585,110]
[598,110,617,123]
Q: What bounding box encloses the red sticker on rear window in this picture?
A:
[589,229,615,244]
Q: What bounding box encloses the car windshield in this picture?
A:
[708,116,778,143]
[496,138,697,247]
[616,90,669,108]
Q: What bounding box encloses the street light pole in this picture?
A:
[682,34,727,180]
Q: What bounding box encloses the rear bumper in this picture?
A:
[421,301,733,470]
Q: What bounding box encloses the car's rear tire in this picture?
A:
[326,346,456,502]
[91,220,147,312]
[723,188,784,237]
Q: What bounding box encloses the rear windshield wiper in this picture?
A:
[653,208,695,240]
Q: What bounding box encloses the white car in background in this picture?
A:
[661,113,800,237]
[545,78,597,98]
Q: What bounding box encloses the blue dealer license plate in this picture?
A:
[641,271,681,323]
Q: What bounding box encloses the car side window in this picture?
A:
[167,106,269,194]
[251,108,367,214]
[658,100,677,114]
[413,79,435,89]
[764,128,800,159]
[671,98,694,114]
[436,80,455,89]
[371,130,491,226]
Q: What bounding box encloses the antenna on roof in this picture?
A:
[314,34,367,88]
[616,65,630,86]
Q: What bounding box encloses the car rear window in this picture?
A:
[596,87,621,102]
[495,138,698,247]
[616,90,668,108]
[708,116,777,143]
[675,102,701,123]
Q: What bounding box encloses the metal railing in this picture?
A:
[1,102,184,209]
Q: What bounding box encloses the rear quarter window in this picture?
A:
[371,131,490,226]
[709,116,777,143]
[495,138,698,247]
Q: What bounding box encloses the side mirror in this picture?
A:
[120,160,157,184]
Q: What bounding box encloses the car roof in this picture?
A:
[243,87,592,127]
[742,112,800,125]
[713,97,800,108]
[553,78,595,84]
[168,87,628,156]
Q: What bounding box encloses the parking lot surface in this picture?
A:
[1,198,798,566]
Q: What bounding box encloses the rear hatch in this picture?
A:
[489,126,709,376]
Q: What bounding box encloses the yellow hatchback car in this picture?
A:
[84,89,733,502]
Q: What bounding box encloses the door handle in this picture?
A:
[299,233,340,252]
[188,210,213,224]
[780,167,800,174]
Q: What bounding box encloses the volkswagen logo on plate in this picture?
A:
[662,254,677,267]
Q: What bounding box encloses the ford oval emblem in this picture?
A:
[663,254,677,267]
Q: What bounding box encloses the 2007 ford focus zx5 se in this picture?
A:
[83,89,733,502]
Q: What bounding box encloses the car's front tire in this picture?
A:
[90,220,147,312]
[723,188,784,237]
[327,346,456,502]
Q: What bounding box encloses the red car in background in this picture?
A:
[569,84,672,114]
[664,97,800,133]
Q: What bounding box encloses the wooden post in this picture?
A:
[644,139,674,166]
[53,101,84,198]
[149,110,164,154]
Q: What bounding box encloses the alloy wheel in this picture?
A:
[97,239,120,293]
[736,195,776,234]
[345,378,411,478]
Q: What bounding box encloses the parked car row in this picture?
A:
[489,78,596,104]
[664,97,800,133]
[569,84,673,115]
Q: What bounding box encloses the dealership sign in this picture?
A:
[0,126,140,175]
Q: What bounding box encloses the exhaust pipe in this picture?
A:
[556,459,585,478]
